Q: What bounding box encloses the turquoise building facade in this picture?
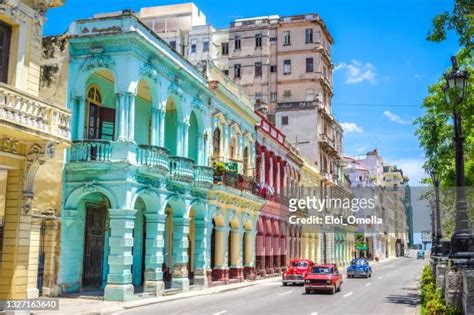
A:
[58,12,262,301]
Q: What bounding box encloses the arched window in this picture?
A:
[230,137,237,160]
[87,86,102,105]
[86,86,115,140]
[243,146,249,175]
[213,128,221,158]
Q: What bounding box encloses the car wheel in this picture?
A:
[283,282,287,286]
[337,283,342,292]
[330,285,336,295]
[369,273,372,278]
[305,288,311,294]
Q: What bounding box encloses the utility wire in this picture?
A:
[332,102,421,107]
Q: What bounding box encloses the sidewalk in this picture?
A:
[32,277,280,315]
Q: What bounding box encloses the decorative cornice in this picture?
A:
[82,52,115,72]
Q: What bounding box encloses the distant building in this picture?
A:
[344,150,411,260]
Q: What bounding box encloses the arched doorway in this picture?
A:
[85,70,116,142]
[164,97,178,155]
[188,111,199,163]
[134,79,153,145]
[211,219,216,270]
[187,208,196,285]
[81,193,110,291]
[132,198,146,290]
[163,205,173,289]
[212,127,221,159]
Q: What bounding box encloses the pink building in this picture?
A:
[255,112,303,276]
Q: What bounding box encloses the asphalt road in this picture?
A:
[120,257,425,315]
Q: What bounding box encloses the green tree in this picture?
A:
[416,0,473,234]
[427,0,473,59]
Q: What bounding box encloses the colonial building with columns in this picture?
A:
[57,11,264,301]
[0,0,71,300]
[255,112,304,276]
[206,61,264,283]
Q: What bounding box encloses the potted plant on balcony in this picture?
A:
[213,161,227,183]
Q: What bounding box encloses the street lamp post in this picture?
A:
[442,56,473,260]
[430,171,442,256]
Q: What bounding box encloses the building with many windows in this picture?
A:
[0,0,71,300]
[51,11,270,301]
[254,112,304,276]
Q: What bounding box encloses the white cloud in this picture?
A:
[340,122,364,133]
[334,60,376,84]
[383,110,411,125]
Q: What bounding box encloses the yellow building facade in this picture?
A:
[0,0,70,299]
[299,158,320,263]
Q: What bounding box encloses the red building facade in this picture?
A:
[255,113,303,276]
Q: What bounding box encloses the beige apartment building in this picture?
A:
[382,164,409,258]
[136,3,343,190]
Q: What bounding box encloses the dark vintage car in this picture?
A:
[347,258,372,278]
[304,264,343,294]
[282,259,314,286]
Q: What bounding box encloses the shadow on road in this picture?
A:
[384,291,420,307]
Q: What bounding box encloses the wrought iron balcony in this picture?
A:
[193,165,214,188]
[0,82,71,142]
[169,156,195,183]
[136,145,170,175]
[69,140,112,162]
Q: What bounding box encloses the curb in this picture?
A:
[75,277,280,315]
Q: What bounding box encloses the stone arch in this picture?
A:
[212,207,225,227]
[72,61,119,99]
[60,190,113,293]
[64,184,118,210]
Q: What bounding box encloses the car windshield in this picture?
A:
[352,260,368,266]
[291,261,308,268]
[311,266,332,274]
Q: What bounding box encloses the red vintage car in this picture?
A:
[304,264,343,294]
[282,259,314,286]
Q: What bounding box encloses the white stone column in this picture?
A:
[76,97,86,140]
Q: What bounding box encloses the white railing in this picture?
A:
[0,83,71,141]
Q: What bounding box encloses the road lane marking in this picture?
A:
[378,277,382,280]
[344,292,353,297]
[213,311,228,315]
[310,312,318,315]
[279,290,293,296]
[366,282,372,286]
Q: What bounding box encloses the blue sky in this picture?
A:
[44,0,460,185]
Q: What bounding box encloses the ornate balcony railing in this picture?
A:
[239,176,258,194]
[0,82,71,141]
[69,140,112,162]
[137,145,170,174]
[169,156,194,183]
[193,165,214,188]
